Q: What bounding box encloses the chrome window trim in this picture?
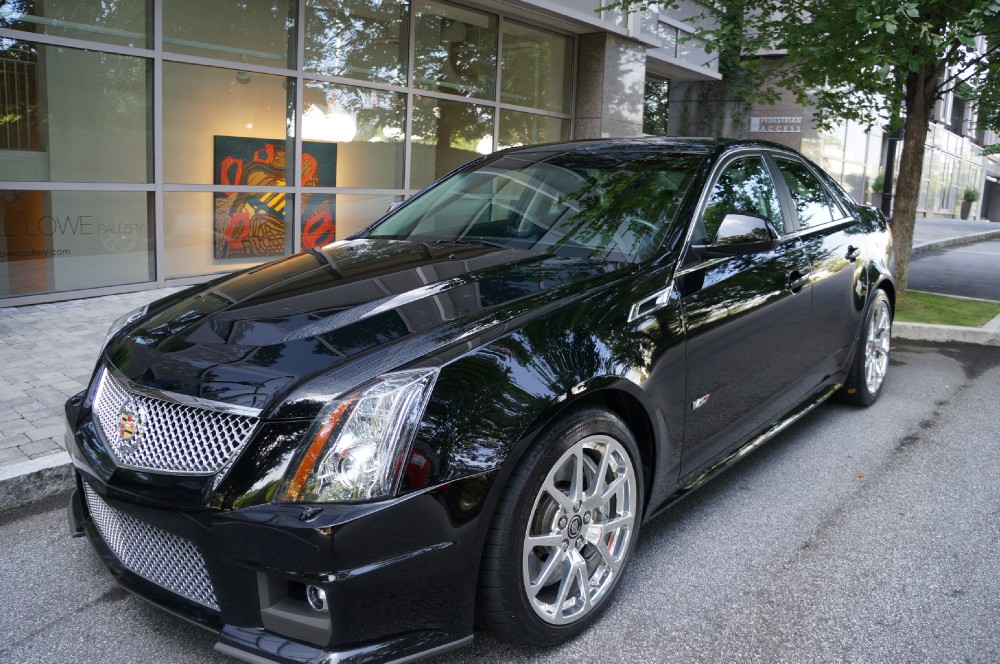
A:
[782,217,856,242]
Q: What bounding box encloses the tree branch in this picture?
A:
[935,43,1000,95]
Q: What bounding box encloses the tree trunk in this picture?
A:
[891,63,940,294]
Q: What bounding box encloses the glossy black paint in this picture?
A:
[66,138,893,664]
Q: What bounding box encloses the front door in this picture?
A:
[678,154,813,476]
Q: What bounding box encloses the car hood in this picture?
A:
[105,239,625,415]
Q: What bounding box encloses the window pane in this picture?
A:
[0,0,150,48]
[411,96,493,189]
[643,78,669,136]
[414,1,497,100]
[163,0,295,68]
[500,22,572,114]
[304,0,409,85]
[498,110,569,149]
[302,82,405,189]
[301,193,401,247]
[0,41,150,183]
[0,189,153,297]
[775,159,835,228]
[163,62,294,185]
[703,157,783,239]
[164,191,292,279]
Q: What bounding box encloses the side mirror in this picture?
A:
[387,200,405,214]
[692,213,780,258]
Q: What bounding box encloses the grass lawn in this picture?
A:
[895,290,1000,327]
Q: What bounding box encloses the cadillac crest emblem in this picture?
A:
[115,401,145,456]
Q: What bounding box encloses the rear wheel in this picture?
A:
[840,289,892,406]
[478,407,642,646]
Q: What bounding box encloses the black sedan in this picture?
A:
[65,138,893,663]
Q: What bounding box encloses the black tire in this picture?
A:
[477,406,643,646]
[839,289,892,406]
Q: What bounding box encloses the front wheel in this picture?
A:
[840,289,892,406]
[477,407,643,646]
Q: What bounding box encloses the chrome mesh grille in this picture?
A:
[92,368,259,474]
[83,483,219,610]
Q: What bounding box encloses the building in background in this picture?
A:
[658,6,997,224]
[0,1,993,306]
[0,0,720,305]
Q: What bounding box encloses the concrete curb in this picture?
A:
[0,453,73,512]
[894,321,1000,347]
[912,228,1000,254]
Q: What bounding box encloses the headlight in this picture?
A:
[279,368,439,503]
[102,304,149,353]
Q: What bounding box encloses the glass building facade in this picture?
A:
[0,0,578,302]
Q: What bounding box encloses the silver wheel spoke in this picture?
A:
[587,449,612,502]
[542,476,575,513]
[526,532,565,549]
[598,513,631,535]
[552,564,574,612]
[594,538,620,573]
[570,449,584,502]
[599,472,627,502]
[572,555,591,612]
[528,547,566,593]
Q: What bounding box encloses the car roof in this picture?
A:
[495,136,795,160]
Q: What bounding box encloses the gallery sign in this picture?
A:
[749,116,802,133]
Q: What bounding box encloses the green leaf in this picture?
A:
[885,21,897,35]
[906,6,919,18]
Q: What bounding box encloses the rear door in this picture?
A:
[677,153,813,476]
[769,155,866,384]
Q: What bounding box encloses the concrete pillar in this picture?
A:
[573,33,646,139]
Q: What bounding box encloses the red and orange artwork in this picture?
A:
[213,137,337,258]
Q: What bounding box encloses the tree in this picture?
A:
[604,0,1000,292]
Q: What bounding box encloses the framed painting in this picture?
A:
[213,137,337,258]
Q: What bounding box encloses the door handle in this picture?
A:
[846,245,861,262]
[785,270,809,293]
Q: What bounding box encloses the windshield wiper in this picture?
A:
[435,238,509,250]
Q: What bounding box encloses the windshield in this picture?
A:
[366,146,704,262]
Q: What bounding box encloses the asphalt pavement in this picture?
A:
[908,238,1000,301]
[1,341,997,663]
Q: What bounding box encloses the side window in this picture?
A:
[775,158,836,229]
[702,157,783,242]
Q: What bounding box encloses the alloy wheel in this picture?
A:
[864,298,891,394]
[521,434,637,625]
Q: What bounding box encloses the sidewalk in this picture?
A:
[910,216,1000,254]
[1,217,998,510]
[1,288,181,509]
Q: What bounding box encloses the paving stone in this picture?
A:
[25,424,65,442]
[0,418,32,436]
[24,385,66,405]
[0,386,28,399]
[19,439,60,456]
[0,447,24,465]
[0,434,29,450]
[28,448,64,460]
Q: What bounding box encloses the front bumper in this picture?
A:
[68,471,489,663]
